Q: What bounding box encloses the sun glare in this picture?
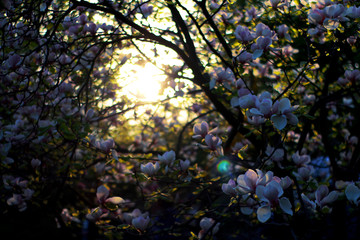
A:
[123,62,164,102]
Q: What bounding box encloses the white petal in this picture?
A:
[301,193,316,209]
[106,197,124,205]
[252,49,263,59]
[279,197,293,215]
[210,79,216,89]
[345,183,360,205]
[249,108,264,116]
[240,207,253,215]
[321,191,338,205]
[256,185,266,201]
[96,185,109,201]
[278,98,290,112]
[257,205,272,223]
[271,114,287,130]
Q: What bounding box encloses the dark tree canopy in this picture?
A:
[1,0,360,239]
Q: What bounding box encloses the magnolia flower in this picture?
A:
[251,36,272,59]
[256,180,293,222]
[132,215,150,231]
[238,94,257,109]
[7,194,27,211]
[61,208,81,224]
[139,3,153,18]
[246,7,258,22]
[210,67,235,90]
[293,166,313,181]
[255,23,273,38]
[97,139,115,153]
[122,209,147,224]
[240,195,257,215]
[85,22,98,35]
[96,185,124,205]
[347,36,357,46]
[236,51,253,63]
[277,24,291,41]
[198,217,220,238]
[158,150,175,166]
[234,25,254,43]
[316,185,339,208]
[345,70,360,83]
[270,98,298,130]
[292,151,311,167]
[222,179,237,196]
[345,183,360,206]
[247,115,266,126]
[193,121,209,139]
[348,136,358,145]
[79,14,87,25]
[347,6,360,18]
[270,0,281,9]
[23,188,34,200]
[179,159,191,171]
[265,146,284,162]
[31,158,41,168]
[279,176,293,190]
[6,54,21,69]
[308,9,325,24]
[86,207,105,221]
[323,4,345,19]
[236,169,273,194]
[141,162,160,176]
[204,134,223,155]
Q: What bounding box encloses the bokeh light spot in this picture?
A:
[217,160,231,174]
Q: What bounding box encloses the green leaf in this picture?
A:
[303,114,316,120]
[58,122,76,140]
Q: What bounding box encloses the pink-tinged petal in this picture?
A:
[96,185,109,202]
[263,171,274,185]
[244,169,258,190]
[257,205,272,223]
[263,184,279,203]
[279,197,293,216]
[105,197,124,205]
[280,176,293,190]
[132,216,150,231]
[237,174,246,186]
[225,179,236,188]
[200,121,209,133]
[271,114,287,130]
[345,183,360,205]
[222,179,237,196]
[200,217,215,232]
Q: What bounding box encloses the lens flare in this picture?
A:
[216,159,231,174]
